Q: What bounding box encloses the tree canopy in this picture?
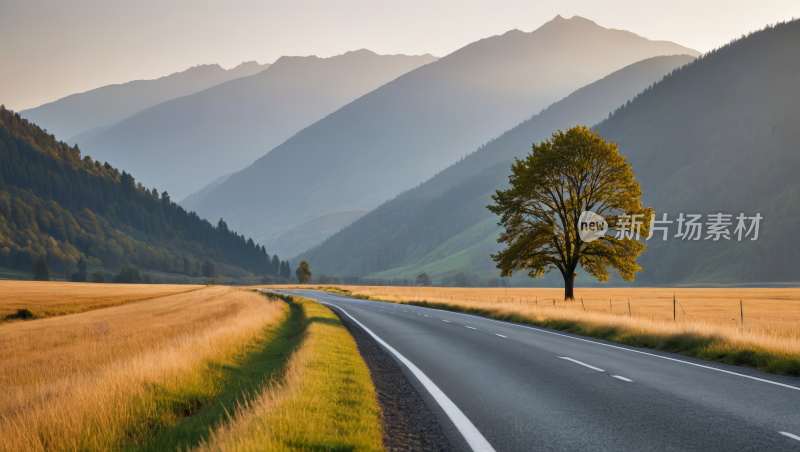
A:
[487,125,652,299]
[295,261,312,284]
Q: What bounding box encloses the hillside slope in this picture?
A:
[0,108,285,280]
[194,15,698,245]
[80,50,438,199]
[20,62,269,142]
[296,55,695,279]
[303,19,800,286]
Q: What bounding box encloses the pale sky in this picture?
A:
[2,0,798,111]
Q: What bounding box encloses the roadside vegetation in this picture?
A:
[195,293,383,452]
[0,285,383,451]
[0,280,200,322]
[313,285,800,377]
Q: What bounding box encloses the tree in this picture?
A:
[115,265,143,283]
[317,274,330,284]
[202,260,216,278]
[415,271,432,286]
[261,274,274,284]
[33,256,50,281]
[73,257,88,282]
[295,261,312,284]
[453,272,468,287]
[91,271,106,283]
[487,126,652,300]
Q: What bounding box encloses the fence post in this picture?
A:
[581,298,586,311]
[609,299,612,314]
[628,299,631,318]
[740,299,744,326]
[673,294,676,322]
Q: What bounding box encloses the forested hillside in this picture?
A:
[0,107,286,281]
[297,55,695,281]
[595,18,800,284]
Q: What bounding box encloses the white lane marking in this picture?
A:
[495,334,507,338]
[307,291,800,392]
[424,315,431,318]
[421,304,800,392]
[558,357,605,372]
[465,326,477,330]
[780,432,800,442]
[319,301,496,452]
[443,320,450,322]
[611,375,633,382]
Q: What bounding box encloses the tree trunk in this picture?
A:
[563,272,575,300]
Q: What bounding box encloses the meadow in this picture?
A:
[0,284,383,452]
[308,285,800,376]
[0,280,200,321]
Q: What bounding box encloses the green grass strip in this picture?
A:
[128,291,305,451]
[314,287,800,377]
[196,294,384,451]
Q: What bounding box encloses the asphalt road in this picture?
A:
[284,290,800,451]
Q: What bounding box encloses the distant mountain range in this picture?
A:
[296,54,696,279]
[302,18,800,286]
[78,50,438,199]
[192,15,699,251]
[20,62,270,142]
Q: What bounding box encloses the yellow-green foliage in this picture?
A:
[197,295,384,452]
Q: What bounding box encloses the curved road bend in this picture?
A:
[282,290,800,451]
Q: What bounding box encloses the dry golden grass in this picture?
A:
[0,285,286,452]
[332,286,800,331]
[0,280,201,320]
[311,285,800,375]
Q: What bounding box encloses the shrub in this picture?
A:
[33,256,50,281]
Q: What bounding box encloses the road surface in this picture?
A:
[284,289,800,451]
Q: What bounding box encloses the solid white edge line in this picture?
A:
[307,291,800,392]
[495,334,507,338]
[780,431,800,442]
[611,375,633,382]
[559,357,605,372]
[319,301,496,452]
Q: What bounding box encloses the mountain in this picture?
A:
[0,107,288,281]
[303,18,800,286]
[79,50,438,199]
[273,209,371,259]
[295,54,696,280]
[20,62,269,142]
[178,172,234,213]
[194,15,698,247]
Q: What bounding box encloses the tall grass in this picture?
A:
[317,286,800,376]
[195,294,384,452]
[0,286,286,452]
[0,280,201,321]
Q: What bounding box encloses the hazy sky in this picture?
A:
[2,0,798,111]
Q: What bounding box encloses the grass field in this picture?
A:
[0,286,286,452]
[197,293,383,451]
[0,280,201,321]
[307,285,800,376]
[0,284,384,452]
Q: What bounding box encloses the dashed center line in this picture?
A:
[424,315,431,318]
[611,375,632,382]
[443,320,450,322]
[465,326,477,330]
[559,357,605,372]
[780,431,800,442]
[495,334,507,338]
